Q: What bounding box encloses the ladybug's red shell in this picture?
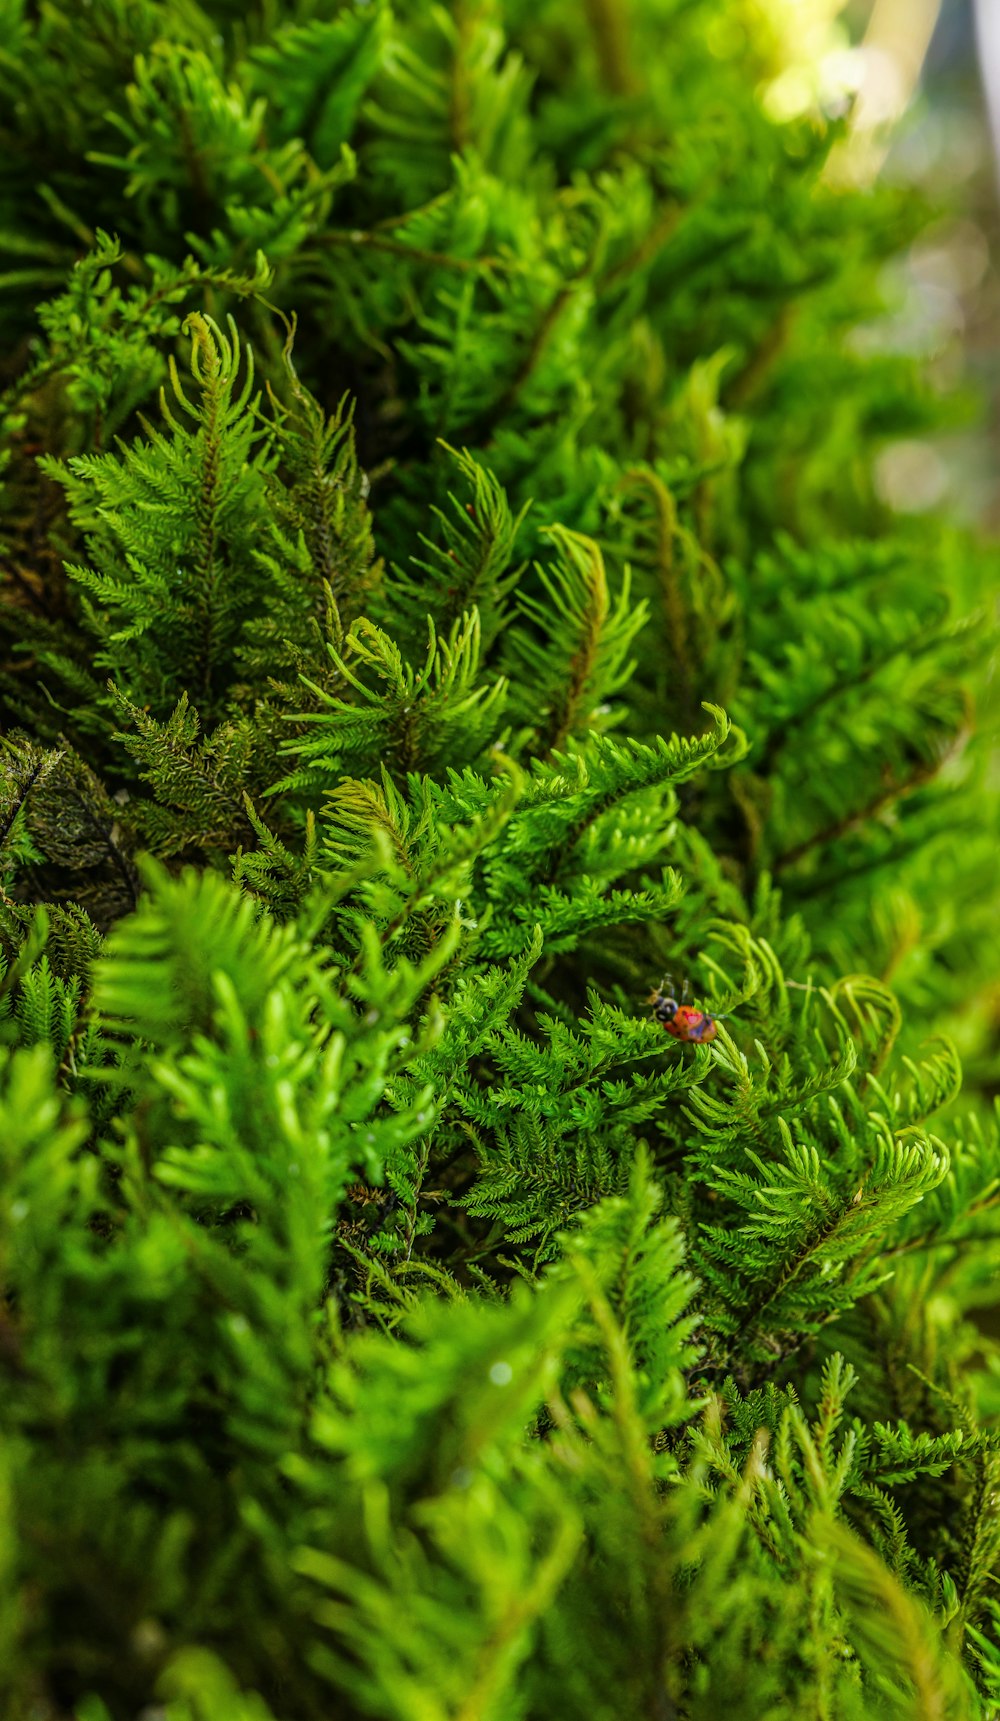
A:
[662,1004,718,1044]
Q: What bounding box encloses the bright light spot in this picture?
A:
[909,222,990,298]
[763,66,817,123]
[817,45,867,116]
[489,1361,513,1386]
[874,441,949,514]
[849,43,906,130]
[819,47,866,97]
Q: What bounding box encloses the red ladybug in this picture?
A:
[648,980,719,1043]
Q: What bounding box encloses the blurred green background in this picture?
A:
[760,1,996,522]
[841,0,997,527]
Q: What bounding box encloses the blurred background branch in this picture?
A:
[834,0,945,184]
[975,0,1000,183]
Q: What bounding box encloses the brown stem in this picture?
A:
[725,305,793,409]
[622,468,692,721]
[599,203,682,292]
[729,1194,853,1350]
[760,620,950,772]
[772,735,968,876]
[482,281,579,436]
[313,230,512,274]
[0,759,46,849]
[584,0,636,95]
[66,788,139,911]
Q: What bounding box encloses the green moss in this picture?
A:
[0,2,999,1715]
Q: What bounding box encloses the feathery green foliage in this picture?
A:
[0,0,999,1715]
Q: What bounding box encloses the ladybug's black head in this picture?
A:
[649,986,678,1023]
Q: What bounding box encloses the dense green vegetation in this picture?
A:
[1,1,999,1715]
